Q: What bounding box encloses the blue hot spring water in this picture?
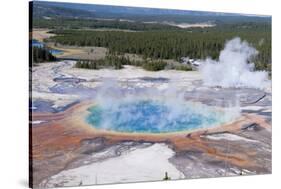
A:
[86,100,229,133]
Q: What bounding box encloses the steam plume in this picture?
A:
[199,37,269,89]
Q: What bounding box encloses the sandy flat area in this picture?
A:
[32,28,55,42]
[49,45,108,60]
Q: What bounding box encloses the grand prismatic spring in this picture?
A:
[30,1,272,188]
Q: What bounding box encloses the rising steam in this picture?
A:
[85,39,267,132]
[199,37,269,89]
[87,79,240,133]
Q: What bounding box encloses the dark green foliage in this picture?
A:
[75,60,97,69]
[75,54,170,71]
[172,64,193,71]
[142,61,167,71]
[75,54,131,70]
[50,24,271,72]
[33,18,180,31]
[32,47,56,63]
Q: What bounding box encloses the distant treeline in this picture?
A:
[33,18,271,32]
[33,18,180,31]
[75,54,129,70]
[32,1,271,25]
[32,47,56,63]
[75,54,191,71]
[50,25,271,72]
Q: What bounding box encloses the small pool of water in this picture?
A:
[86,100,235,133]
[32,40,44,48]
[31,40,63,55]
[49,49,63,55]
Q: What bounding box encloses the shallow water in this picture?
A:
[32,40,44,48]
[49,49,63,55]
[87,100,234,133]
[31,40,63,55]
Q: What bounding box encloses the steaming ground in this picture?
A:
[31,61,203,112]
[31,60,271,116]
[31,56,271,187]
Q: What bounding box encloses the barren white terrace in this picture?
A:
[32,61,202,108]
[41,143,184,187]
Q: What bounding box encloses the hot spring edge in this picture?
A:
[86,100,237,134]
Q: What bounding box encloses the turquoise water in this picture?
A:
[86,100,227,133]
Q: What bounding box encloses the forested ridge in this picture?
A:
[33,18,181,31]
[33,18,271,32]
[48,24,271,71]
[74,53,191,71]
